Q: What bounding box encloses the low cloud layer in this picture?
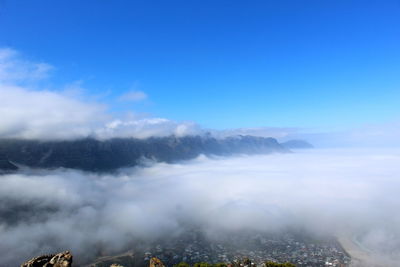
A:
[0,149,399,265]
[0,85,108,140]
[0,84,201,140]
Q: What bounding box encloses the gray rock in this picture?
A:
[21,251,73,267]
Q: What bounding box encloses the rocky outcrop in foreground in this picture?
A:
[21,251,73,267]
[149,257,165,267]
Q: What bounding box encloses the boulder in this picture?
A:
[21,251,72,267]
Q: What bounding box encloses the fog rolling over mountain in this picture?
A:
[1,147,400,266]
[0,135,288,172]
[2,2,400,266]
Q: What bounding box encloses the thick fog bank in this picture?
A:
[0,149,400,265]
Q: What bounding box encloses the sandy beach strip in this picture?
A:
[337,234,395,267]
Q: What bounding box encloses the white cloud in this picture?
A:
[0,48,200,140]
[287,122,400,148]
[212,127,300,139]
[0,84,201,140]
[1,46,399,147]
[118,90,148,102]
[96,118,202,139]
[0,48,53,84]
[0,149,400,265]
[0,85,108,140]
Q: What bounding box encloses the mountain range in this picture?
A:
[0,135,312,172]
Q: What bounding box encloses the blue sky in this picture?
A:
[1,0,400,131]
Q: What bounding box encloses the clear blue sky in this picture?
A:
[1,0,400,130]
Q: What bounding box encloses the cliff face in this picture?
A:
[0,135,287,172]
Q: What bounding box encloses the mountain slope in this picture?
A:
[0,135,288,172]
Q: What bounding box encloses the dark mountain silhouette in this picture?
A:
[0,135,288,172]
[0,152,18,173]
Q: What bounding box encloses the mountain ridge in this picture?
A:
[0,135,292,172]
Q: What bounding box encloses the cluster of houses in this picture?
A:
[140,230,350,267]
